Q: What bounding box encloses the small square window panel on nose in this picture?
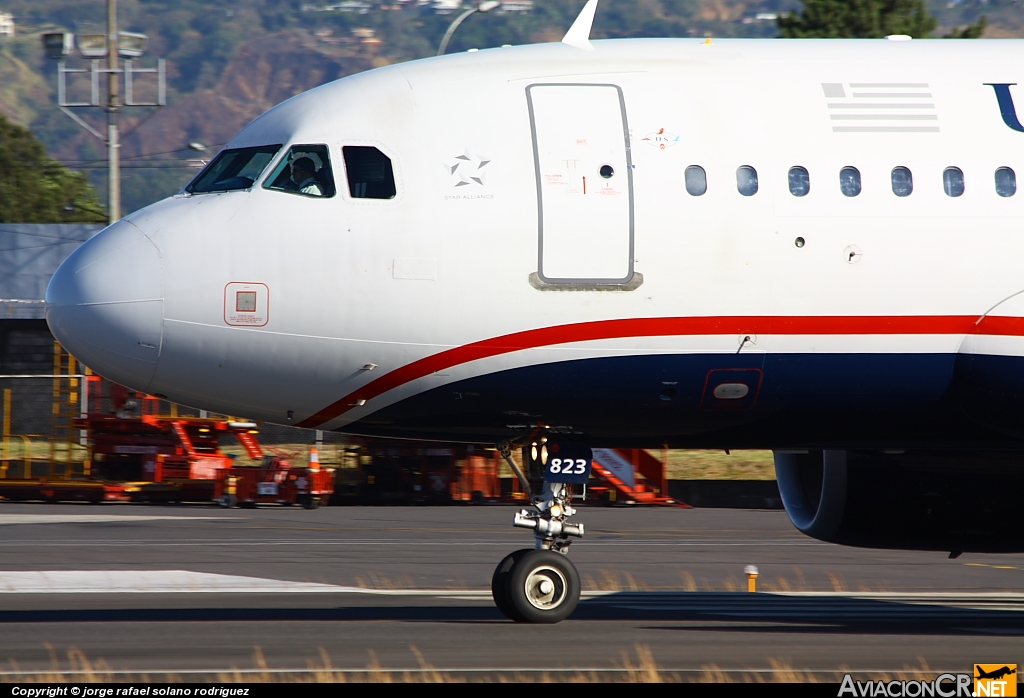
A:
[224,283,269,327]
[236,292,257,312]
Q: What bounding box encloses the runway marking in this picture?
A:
[965,562,1024,571]
[2,575,1021,615]
[0,570,499,595]
[0,570,350,594]
[0,515,230,526]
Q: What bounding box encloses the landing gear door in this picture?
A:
[527,84,634,285]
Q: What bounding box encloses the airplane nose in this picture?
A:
[46,219,164,392]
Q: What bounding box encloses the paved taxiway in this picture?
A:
[0,503,1022,678]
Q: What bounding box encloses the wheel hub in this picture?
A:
[524,566,568,610]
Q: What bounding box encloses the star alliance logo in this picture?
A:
[445,149,490,187]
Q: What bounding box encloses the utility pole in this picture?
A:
[106,0,120,223]
[43,0,164,225]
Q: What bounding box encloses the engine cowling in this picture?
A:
[775,449,1024,553]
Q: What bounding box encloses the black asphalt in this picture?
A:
[0,502,1022,678]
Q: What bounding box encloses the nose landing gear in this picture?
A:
[492,442,589,623]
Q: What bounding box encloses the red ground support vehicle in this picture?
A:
[75,379,334,506]
[76,382,264,501]
[214,451,334,509]
[83,381,333,507]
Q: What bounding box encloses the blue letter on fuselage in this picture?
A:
[986,83,1024,132]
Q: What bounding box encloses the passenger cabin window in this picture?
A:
[996,167,1017,197]
[891,167,913,197]
[263,145,336,198]
[943,167,965,197]
[685,165,707,196]
[839,166,861,197]
[788,166,810,197]
[736,166,758,196]
[186,145,281,194]
[343,146,396,199]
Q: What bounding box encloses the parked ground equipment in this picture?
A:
[215,447,334,509]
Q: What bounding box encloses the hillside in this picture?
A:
[0,0,1018,213]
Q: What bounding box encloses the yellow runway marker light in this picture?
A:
[744,565,758,592]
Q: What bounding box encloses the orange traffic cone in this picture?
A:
[309,446,320,471]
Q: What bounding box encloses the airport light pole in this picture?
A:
[106,0,120,223]
[437,1,501,56]
[43,0,165,225]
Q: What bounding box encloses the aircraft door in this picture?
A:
[527,84,633,284]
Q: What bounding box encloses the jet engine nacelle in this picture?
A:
[775,449,1024,553]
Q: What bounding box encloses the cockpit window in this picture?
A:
[343,146,396,199]
[263,145,336,198]
[186,145,281,194]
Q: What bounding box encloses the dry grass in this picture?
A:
[577,566,902,593]
[584,570,649,592]
[353,571,422,590]
[343,566,898,595]
[663,450,775,480]
[2,644,931,683]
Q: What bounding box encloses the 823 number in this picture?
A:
[548,458,587,475]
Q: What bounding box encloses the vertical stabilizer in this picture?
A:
[562,0,598,51]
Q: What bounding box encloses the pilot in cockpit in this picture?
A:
[290,157,324,197]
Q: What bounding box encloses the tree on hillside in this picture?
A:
[778,0,990,38]
[945,14,988,38]
[777,0,937,37]
[0,115,105,223]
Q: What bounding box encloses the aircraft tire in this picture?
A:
[491,549,531,621]
[507,549,580,624]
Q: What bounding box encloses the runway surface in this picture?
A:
[0,502,1022,680]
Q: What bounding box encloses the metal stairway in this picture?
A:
[590,448,685,506]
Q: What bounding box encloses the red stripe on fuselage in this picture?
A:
[296,315,1024,428]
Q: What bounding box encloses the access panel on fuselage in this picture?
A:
[527,84,634,284]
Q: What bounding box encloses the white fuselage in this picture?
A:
[46,38,1024,447]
